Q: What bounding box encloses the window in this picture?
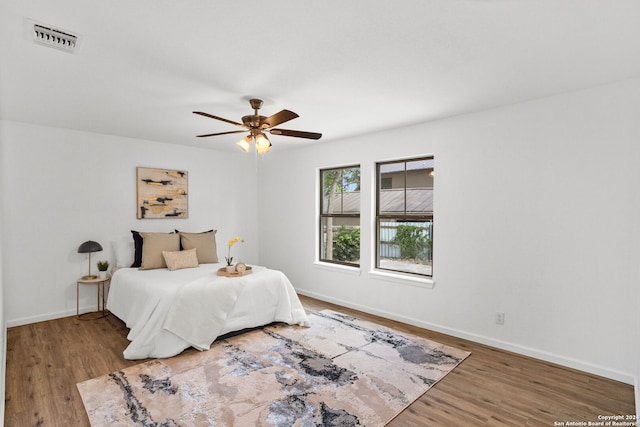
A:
[319,165,361,266]
[376,157,433,277]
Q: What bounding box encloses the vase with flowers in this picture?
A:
[225,236,243,272]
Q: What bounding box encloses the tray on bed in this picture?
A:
[217,266,252,277]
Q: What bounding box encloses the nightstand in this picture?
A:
[76,276,110,320]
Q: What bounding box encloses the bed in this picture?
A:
[106,263,309,360]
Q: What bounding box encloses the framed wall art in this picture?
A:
[136,167,188,219]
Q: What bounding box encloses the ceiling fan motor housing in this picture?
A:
[242,115,267,128]
[243,99,266,128]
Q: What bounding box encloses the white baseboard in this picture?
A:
[297,288,636,385]
[6,307,93,328]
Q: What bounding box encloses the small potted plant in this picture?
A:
[97,260,110,278]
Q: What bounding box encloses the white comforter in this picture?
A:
[106,264,309,360]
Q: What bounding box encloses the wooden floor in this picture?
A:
[4,295,635,426]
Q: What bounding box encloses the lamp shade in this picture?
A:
[236,135,252,152]
[78,240,103,253]
[255,133,271,154]
[255,133,270,148]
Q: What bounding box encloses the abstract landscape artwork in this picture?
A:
[136,167,188,219]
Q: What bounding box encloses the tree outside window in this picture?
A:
[320,166,360,266]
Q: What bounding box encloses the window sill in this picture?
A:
[313,261,362,276]
[368,269,435,289]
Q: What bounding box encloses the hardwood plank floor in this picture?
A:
[4,295,635,426]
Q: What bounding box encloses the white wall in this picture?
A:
[1,121,259,326]
[258,77,640,384]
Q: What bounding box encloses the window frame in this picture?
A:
[375,156,434,278]
[318,165,361,267]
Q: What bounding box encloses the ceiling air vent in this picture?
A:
[32,23,79,53]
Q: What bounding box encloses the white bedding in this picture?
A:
[106,264,309,360]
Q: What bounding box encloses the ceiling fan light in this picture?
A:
[255,134,271,154]
[236,135,252,152]
[256,142,271,154]
[255,133,270,148]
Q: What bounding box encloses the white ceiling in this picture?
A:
[1,1,640,153]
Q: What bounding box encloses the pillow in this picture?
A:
[131,230,176,267]
[179,230,218,264]
[162,248,199,271]
[130,230,144,267]
[113,240,134,268]
[139,232,181,270]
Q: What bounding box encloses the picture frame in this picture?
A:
[136,167,188,219]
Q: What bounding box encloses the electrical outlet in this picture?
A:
[495,312,505,325]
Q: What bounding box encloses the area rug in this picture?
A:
[77,310,470,426]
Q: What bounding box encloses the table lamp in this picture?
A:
[78,240,103,280]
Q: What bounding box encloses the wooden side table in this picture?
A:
[76,276,110,320]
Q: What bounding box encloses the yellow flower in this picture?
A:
[225,236,243,266]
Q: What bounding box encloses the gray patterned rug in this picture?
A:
[78,310,470,426]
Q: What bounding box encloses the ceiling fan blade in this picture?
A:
[196,130,247,138]
[260,110,299,128]
[193,111,244,127]
[269,128,322,140]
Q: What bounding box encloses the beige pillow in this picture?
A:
[139,232,180,270]
[162,248,199,271]
[179,230,218,263]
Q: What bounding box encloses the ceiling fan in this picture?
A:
[193,99,322,154]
